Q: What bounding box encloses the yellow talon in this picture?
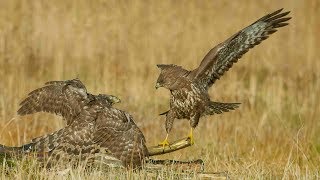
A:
[188,128,195,145]
[159,134,170,148]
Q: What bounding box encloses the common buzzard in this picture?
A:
[5,79,147,168]
[155,9,291,146]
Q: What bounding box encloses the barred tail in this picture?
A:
[0,128,64,158]
[205,101,240,115]
[0,144,25,158]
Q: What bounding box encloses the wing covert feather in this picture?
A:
[17,79,90,125]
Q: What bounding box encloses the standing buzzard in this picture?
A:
[6,79,147,168]
[155,9,291,147]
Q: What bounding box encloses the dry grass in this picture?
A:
[0,0,319,179]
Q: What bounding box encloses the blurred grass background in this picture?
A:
[0,0,319,178]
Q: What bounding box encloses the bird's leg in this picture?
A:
[188,128,195,145]
[158,110,175,149]
[189,112,200,145]
[158,134,170,149]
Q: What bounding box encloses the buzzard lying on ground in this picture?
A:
[1,79,148,168]
[155,9,291,147]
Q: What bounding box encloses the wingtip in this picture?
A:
[273,8,284,15]
[282,11,291,16]
[270,8,291,18]
[19,100,26,106]
[277,8,284,12]
[156,64,166,68]
[17,109,24,116]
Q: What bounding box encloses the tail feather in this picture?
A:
[0,142,43,157]
[23,128,64,153]
[0,145,20,167]
[0,144,24,157]
[159,110,169,116]
[0,142,45,167]
[206,101,240,115]
[0,128,64,158]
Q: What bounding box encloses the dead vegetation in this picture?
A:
[0,0,319,179]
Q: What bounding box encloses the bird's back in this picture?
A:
[93,107,148,168]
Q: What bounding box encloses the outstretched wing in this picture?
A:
[193,9,291,89]
[92,108,147,168]
[17,79,91,125]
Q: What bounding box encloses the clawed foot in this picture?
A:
[158,134,170,149]
[158,139,170,148]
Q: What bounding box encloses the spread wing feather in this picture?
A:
[17,79,91,125]
[193,9,291,88]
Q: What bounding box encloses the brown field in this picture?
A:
[0,0,319,179]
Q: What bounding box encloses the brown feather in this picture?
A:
[12,79,147,168]
[193,9,291,88]
[155,9,290,136]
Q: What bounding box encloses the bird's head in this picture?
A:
[155,64,175,90]
[97,94,121,106]
[156,64,188,90]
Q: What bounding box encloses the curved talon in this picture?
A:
[158,139,170,147]
[158,134,170,149]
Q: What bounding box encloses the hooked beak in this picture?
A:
[112,96,121,103]
[155,83,161,89]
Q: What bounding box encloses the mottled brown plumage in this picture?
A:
[155,9,291,145]
[17,79,120,125]
[11,79,147,168]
